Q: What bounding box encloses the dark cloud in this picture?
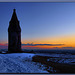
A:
[22,43,64,46]
[53,47,59,48]
[0,45,7,49]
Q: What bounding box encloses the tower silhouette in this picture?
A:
[8,9,22,53]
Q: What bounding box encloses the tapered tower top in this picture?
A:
[8,9,21,32]
[11,9,18,21]
[14,9,16,12]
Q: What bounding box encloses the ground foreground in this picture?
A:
[0,52,75,73]
[0,53,48,73]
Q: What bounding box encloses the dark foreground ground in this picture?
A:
[0,49,75,74]
[32,55,75,73]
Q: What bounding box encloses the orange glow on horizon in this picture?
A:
[1,34,75,49]
[21,34,75,49]
[22,45,75,49]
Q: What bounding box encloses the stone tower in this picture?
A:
[8,9,22,53]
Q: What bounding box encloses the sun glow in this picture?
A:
[21,34,75,49]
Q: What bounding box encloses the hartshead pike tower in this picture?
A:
[8,9,22,53]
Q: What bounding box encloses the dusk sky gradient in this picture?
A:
[0,2,75,49]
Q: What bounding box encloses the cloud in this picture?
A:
[0,43,8,46]
[53,47,59,48]
[0,43,65,49]
[0,43,8,49]
[22,43,64,46]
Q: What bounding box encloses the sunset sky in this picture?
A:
[0,2,75,49]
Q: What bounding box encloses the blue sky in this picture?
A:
[0,2,75,45]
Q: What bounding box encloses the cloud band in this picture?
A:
[22,43,64,46]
